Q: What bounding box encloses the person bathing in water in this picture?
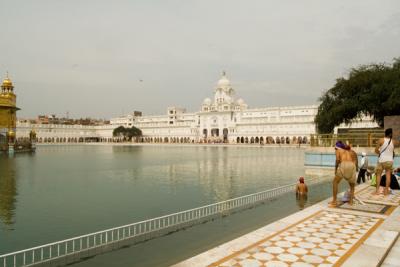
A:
[296,177,308,195]
[329,141,358,207]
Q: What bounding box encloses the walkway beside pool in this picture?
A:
[173,184,400,267]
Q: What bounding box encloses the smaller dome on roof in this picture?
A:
[2,73,14,88]
[237,98,245,105]
[203,98,212,105]
[2,78,12,86]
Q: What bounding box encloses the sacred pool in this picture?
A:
[0,145,338,267]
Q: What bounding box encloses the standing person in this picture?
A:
[329,141,358,207]
[296,177,308,210]
[357,152,369,184]
[375,128,399,195]
[296,177,308,195]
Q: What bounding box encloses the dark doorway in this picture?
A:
[211,128,219,137]
[223,128,228,142]
[203,129,208,138]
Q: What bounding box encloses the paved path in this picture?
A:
[381,236,400,267]
[174,184,400,267]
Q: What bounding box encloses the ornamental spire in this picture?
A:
[1,72,14,92]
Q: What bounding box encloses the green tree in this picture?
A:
[315,58,400,133]
[113,126,142,140]
[124,126,142,140]
[112,126,126,137]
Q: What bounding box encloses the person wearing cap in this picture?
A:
[357,152,369,184]
[329,140,358,207]
[296,176,308,195]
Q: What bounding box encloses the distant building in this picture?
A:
[16,72,379,144]
[114,73,320,144]
[37,115,50,124]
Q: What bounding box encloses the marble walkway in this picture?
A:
[173,184,400,267]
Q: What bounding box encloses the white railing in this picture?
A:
[0,177,326,267]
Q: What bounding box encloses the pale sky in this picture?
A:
[1,0,399,119]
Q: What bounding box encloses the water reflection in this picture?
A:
[0,155,17,226]
[112,145,143,154]
[157,146,306,203]
[197,147,236,201]
[296,194,308,210]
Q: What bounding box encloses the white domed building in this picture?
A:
[17,72,321,144]
[17,72,377,144]
[106,72,320,144]
[201,72,247,113]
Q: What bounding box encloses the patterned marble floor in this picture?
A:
[209,210,382,267]
[338,201,389,214]
[357,186,400,206]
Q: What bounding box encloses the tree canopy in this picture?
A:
[315,58,400,133]
[113,126,142,140]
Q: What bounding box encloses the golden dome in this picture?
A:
[2,72,13,87]
[2,78,12,86]
[7,129,15,137]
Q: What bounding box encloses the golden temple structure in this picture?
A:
[0,73,19,150]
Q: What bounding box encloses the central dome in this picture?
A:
[217,72,231,88]
[2,78,12,87]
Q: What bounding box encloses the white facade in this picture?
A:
[16,73,379,144]
[16,123,115,143]
[130,73,319,144]
[110,115,133,127]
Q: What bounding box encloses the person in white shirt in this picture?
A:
[375,128,399,195]
[357,152,368,184]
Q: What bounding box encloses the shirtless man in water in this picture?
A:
[296,177,308,195]
[329,141,358,207]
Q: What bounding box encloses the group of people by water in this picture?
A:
[330,127,399,207]
[297,128,399,208]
